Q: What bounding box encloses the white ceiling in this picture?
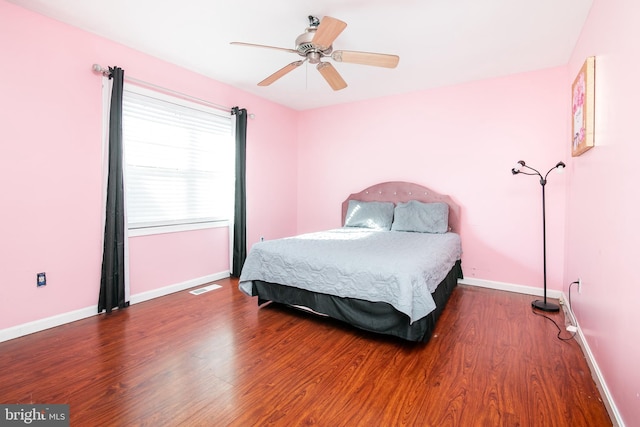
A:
[9,0,593,111]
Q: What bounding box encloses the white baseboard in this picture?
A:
[561,293,624,427]
[457,277,622,426]
[458,277,563,299]
[128,271,229,305]
[0,271,229,344]
[0,305,99,345]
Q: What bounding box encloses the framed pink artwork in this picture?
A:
[571,56,595,157]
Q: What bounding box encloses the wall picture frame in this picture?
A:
[571,56,595,157]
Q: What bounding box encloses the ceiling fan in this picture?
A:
[231,15,400,91]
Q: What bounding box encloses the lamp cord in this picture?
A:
[531,281,579,342]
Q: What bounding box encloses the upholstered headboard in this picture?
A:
[341,181,461,233]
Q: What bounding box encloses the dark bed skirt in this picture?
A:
[250,260,463,343]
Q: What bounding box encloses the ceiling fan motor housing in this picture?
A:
[295,28,332,61]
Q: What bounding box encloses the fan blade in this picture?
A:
[312,16,347,50]
[258,61,304,86]
[230,41,297,54]
[331,50,400,68]
[316,62,347,91]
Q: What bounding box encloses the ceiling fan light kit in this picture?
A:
[231,15,400,91]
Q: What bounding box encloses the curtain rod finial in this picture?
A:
[92,64,111,76]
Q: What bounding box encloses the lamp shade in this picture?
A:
[512,160,526,174]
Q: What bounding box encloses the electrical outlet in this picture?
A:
[37,272,46,287]
[578,278,582,294]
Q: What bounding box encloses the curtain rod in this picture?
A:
[92,64,241,114]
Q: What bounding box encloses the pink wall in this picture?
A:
[564,0,640,424]
[297,67,568,291]
[0,0,298,330]
[128,228,230,294]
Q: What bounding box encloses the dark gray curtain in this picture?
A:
[99,66,129,313]
[231,107,247,277]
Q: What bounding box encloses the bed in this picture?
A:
[238,181,463,342]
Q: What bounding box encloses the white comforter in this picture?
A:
[238,228,462,323]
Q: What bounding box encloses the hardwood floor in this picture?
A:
[0,278,611,426]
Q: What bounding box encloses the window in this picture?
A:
[122,85,234,234]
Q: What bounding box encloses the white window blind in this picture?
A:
[122,85,234,231]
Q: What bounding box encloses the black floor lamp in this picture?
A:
[512,160,565,312]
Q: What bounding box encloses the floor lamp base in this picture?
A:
[531,300,560,312]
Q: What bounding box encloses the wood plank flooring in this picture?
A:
[0,278,611,426]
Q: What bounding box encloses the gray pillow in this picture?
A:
[391,201,449,233]
[344,200,395,230]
